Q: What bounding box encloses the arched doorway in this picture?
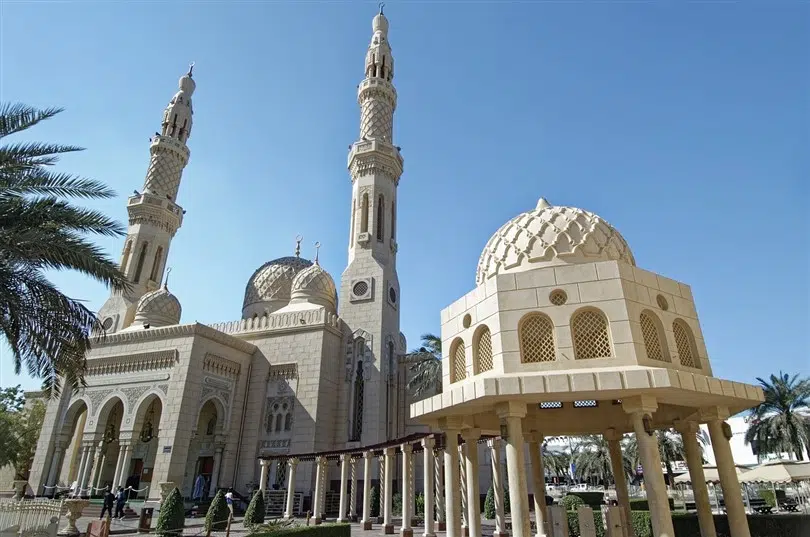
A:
[51,399,89,494]
[127,394,164,499]
[186,399,223,501]
[92,398,125,495]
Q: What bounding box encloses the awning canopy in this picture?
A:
[674,465,750,484]
[739,461,810,484]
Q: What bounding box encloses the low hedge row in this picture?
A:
[629,498,675,511]
[254,523,351,537]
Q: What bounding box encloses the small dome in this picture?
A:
[372,12,389,35]
[476,198,635,285]
[290,262,337,311]
[134,286,181,328]
[179,73,195,97]
[243,256,313,318]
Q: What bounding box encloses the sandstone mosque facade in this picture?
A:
[29,12,763,534]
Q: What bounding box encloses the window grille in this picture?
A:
[572,309,612,359]
[539,401,562,409]
[451,339,466,383]
[519,314,556,363]
[549,289,568,306]
[350,361,364,441]
[476,327,493,373]
[573,400,598,408]
[640,312,667,361]
[673,320,698,368]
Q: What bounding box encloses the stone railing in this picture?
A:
[0,498,64,537]
[209,309,340,335]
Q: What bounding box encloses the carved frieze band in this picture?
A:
[268,363,297,381]
[203,353,241,379]
[86,349,178,376]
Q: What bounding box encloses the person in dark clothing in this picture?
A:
[100,488,115,519]
[114,487,127,519]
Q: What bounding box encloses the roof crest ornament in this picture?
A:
[314,242,321,265]
[379,2,384,14]
[187,62,195,77]
[295,235,303,258]
[164,267,172,289]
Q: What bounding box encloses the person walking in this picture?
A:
[225,489,234,519]
[114,487,127,519]
[100,488,115,519]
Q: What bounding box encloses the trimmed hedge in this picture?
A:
[568,491,605,508]
[560,495,586,511]
[155,488,185,537]
[484,487,495,519]
[566,510,605,537]
[370,485,380,517]
[206,490,231,531]
[629,498,675,511]
[254,523,351,537]
[671,513,810,537]
[244,490,266,528]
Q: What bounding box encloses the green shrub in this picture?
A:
[669,513,810,537]
[566,509,605,537]
[560,495,585,511]
[392,492,402,516]
[415,493,424,516]
[252,519,296,535]
[244,490,266,528]
[370,486,380,517]
[206,490,231,531]
[503,487,511,514]
[155,488,185,537]
[483,487,495,519]
[630,511,653,537]
[629,498,675,511]
[253,523,351,537]
[759,489,776,508]
[568,491,605,508]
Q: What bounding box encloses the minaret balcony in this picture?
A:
[127,192,184,230]
[149,134,190,161]
[347,138,403,170]
[357,78,397,100]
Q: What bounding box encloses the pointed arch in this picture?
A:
[121,240,133,273]
[361,193,369,233]
[133,242,148,283]
[376,194,385,241]
[518,313,556,363]
[450,338,466,383]
[673,319,700,368]
[150,246,164,282]
[350,197,356,247]
[571,308,612,360]
[473,325,494,373]
[640,310,670,362]
[390,200,396,241]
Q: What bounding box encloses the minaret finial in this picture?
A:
[379,2,384,14]
[164,267,172,289]
[295,235,303,258]
[314,242,321,265]
[187,62,195,77]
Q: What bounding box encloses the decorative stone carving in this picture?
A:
[84,389,112,416]
[157,383,169,395]
[243,256,313,311]
[58,499,88,536]
[203,353,241,379]
[121,385,150,409]
[86,350,178,376]
[268,364,297,381]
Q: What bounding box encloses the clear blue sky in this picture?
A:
[1,1,807,391]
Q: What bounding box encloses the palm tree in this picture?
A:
[572,435,615,485]
[624,429,699,487]
[0,104,128,396]
[745,372,810,461]
[543,446,573,484]
[405,333,442,398]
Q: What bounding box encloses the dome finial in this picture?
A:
[314,241,322,265]
[187,62,195,77]
[295,235,303,258]
[379,2,384,14]
[536,197,551,210]
[164,267,172,290]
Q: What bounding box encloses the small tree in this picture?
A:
[370,485,380,517]
[244,490,266,528]
[561,494,585,511]
[503,487,510,515]
[483,486,495,519]
[206,490,230,531]
[155,488,185,537]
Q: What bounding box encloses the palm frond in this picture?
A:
[0,170,113,199]
[0,104,64,138]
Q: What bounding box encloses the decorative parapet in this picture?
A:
[86,350,178,376]
[208,309,341,336]
[90,323,256,355]
[268,363,297,381]
[203,353,241,379]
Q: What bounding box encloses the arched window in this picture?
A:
[121,240,132,273]
[640,311,669,362]
[206,416,216,436]
[150,246,164,282]
[376,195,385,241]
[284,412,292,431]
[450,338,466,383]
[390,201,396,240]
[474,326,493,373]
[350,360,364,441]
[673,320,699,368]
[350,198,356,247]
[361,194,369,233]
[274,414,282,432]
[133,242,148,283]
[519,313,556,363]
[275,459,287,488]
[572,309,612,360]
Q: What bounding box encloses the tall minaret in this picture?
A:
[97,67,196,333]
[339,7,405,446]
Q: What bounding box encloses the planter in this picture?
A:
[58,499,89,536]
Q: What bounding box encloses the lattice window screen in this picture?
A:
[476,327,493,373]
[519,314,556,363]
[572,310,612,360]
[451,340,466,383]
[640,312,667,361]
[673,320,698,368]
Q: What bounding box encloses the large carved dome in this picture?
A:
[133,286,182,328]
[243,256,312,318]
[289,262,337,312]
[476,198,635,285]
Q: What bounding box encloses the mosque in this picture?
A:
[28,9,763,537]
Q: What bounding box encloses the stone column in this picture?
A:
[623,397,674,537]
[459,444,469,537]
[362,452,374,530]
[497,402,530,537]
[115,441,132,488]
[319,460,328,520]
[422,437,436,537]
[73,446,88,496]
[338,454,351,523]
[259,459,271,492]
[313,457,325,524]
[401,443,414,537]
[383,447,395,534]
[350,457,358,521]
[675,421,716,537]
[488,439,508,537]
[462,430,482,537]
[605,428,633,537]
[46,441,66,494]
[706,413,750,537]
[92,442,106,492]
[443,427,463,537]
[378,454,386,522]
[284,458,299,519]
[435,448,446,531]
[527,433,548,537]
[209,444,224,493]
[409,453,416,526]
[78,442,95,495]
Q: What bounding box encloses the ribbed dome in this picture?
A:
[290,262,337,312]
[476,198,635,285]
[243,256,312,318]
[134,286,181,328]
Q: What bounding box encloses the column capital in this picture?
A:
[486,438,501,449]
[699,406,731,422]
[401,443,413,454]
[621,395,658,415]
[383,446,395,456]
[438,416,465,430]
[524,432,544,444]
[421,436,435,449]
[363,450,373,460]
[495,401,527,419]
[288,457,299,467]
[339,453,349,462]
[673,419,700,435]
[603,427,623,441]
[460,428,481,441]
[260,459,272,467]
